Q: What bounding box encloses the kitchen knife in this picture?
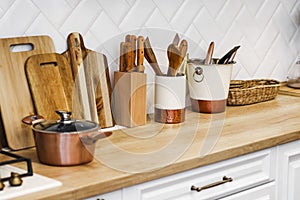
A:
[218,45,240,64]
[125,35,137,71]
[124,42,135,72]
[119,42,126,72]
[137,36,145,73]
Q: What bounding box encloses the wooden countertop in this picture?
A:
[9,94,300,199]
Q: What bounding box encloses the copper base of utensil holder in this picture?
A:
[154,108,185,124]
[191,99,227,113]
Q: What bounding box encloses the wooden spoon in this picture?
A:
[167,44,182,76]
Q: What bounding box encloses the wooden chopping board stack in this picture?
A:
[0,36,56,150]
[0,33,114,150]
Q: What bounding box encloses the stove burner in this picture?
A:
[0,151,33,184]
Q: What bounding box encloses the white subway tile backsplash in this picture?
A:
[59,0,102,35]
[32,0,72,28]
[118,0,156,32]
[153,0,184,22]
[0,0,298,82]
[0,0,39,37]
[97,0,130,25]
[273,4,297,43]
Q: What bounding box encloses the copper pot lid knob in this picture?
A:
[55,110,73,123]
[9,172,23,187]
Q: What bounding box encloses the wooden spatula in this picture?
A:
[205,42,214,65]
[144,37,163,76]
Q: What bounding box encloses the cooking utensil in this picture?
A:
[0,35,55,150]
[25,53,73,120]
[22,110,112,166]
[124,42,135,72]
[204,42,214,65]
[137,36,145,73]
[172,33,180,45]
[62,32,114,128]
[167,44,182,76]
[126,35,137,71]
[119,42,126,72]
[167,37,188,76]
[144,37,163,76]
[179,39,188,58]
[218,46,240,64]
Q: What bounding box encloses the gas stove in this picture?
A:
[0,151,61,199]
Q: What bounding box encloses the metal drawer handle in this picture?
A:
[191,176,233,192]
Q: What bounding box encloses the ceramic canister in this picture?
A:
[154,74,186,124]
[187,59,233,113]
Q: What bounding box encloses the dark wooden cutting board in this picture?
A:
[25,53,73,120]
[0,36,55,150]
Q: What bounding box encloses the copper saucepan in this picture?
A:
[22,110,112,166]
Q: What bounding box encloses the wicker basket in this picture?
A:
[227,79,280,106]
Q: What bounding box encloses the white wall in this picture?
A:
[0,0,299,81]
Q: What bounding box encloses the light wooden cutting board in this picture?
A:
[62,32,114,128]
[0,36,55,150]
[25,53,73,120]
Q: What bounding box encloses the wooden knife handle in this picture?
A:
[144,37,163,76]
[126,35,137,71]
[119,42,126,72]
[137,36,145,72]
[131,35,137,68]
[124,42,134,72]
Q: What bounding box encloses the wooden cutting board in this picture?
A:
[25,53,73,120]
[279,82,300,97]
[0,36,55,150]
[62,32,114,128]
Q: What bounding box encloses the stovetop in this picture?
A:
[0,151,61,199]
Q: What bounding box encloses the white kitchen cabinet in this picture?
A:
[123,149,275,200]
[277,140,300,200]
[84,190,122,200]
[86,140,300,200]
[220,182,276,200]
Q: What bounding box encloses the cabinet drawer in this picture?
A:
[123,148,276,200]
[220,181,276,200]
[84,190,122,200]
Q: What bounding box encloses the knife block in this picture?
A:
[112,71,147,127]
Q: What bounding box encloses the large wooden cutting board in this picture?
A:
[62,32,114,128]
[0,36,55,150]
[25,53,73,120]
